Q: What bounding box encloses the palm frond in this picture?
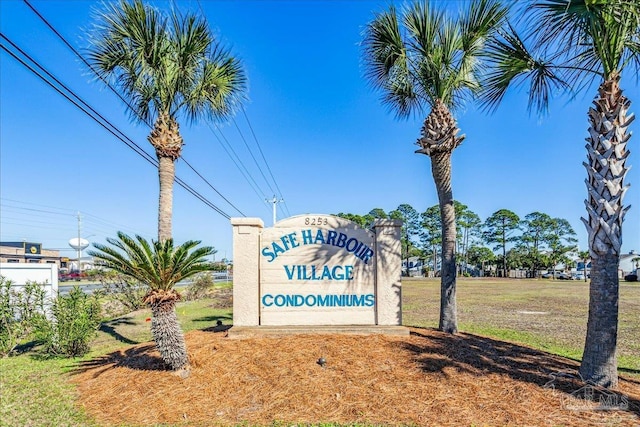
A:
[480,24,568,114]
[87,0,246,128]
[363,0,508,117]
[88,232,215,292]
[530,0,640,79]
[460,0,509,55]
[362,6,421,118]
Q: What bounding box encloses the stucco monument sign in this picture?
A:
[230,214,406,334]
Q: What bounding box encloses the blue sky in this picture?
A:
[1,0,638,260]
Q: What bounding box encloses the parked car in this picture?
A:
[59,271,85,282]
[541,271,570,279]
[572,272,587,280]
[624,270,638,282]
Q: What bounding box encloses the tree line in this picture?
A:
[336,203,580,278]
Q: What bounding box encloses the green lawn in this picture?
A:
[402,277,640,374]
[1,278,638,427]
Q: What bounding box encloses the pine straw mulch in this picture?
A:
[70,327,640,427]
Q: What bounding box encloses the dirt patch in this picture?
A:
[70,328,640,426]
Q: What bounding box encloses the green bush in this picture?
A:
[99,274,147,314]
[0,276,47,356]
[183,272,215,301]
[34,287,101,357]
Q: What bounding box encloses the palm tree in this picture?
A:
[87,0,246,241]
[482,0,639,387]
[90,232,215,373]
[362,0,507,334]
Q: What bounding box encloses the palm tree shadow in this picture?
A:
[71,344,168,378]
[98,317,140,345]
[403,328,640,416]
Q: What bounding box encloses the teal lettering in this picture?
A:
[345,265,353,280]
[284,265,295,280]
[345,238,359,252]
[288,232,300,248]
[365,294,375,306]
[332,265,344,280]
[261,247,276,262]
[317,294,330,306]
[326,230,337,245]
[361,248,374,264]
[351,295,365,306]
[272,242,286,258]
[280,234,291,250]
[314,229,325,244]
[321,265,332,280]
[301,229,313,245]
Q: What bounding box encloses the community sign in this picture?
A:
[260,215,376,325]
[231,214,403,327]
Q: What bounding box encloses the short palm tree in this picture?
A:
[362,0,507,333]
[482,0,639,387]
[87,0,246,242]
[90,232,215,372]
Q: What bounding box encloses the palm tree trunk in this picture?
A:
[580,254,618,387]
[150,298,189,371]
[431,151,458,334]
[580,74,632,388]
[416,100,463,334]
[158,155,175,242]
[149,113,183,242]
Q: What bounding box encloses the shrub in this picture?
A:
[183,272,215,301]
[99,275,147,313]
[0,277,47,356]
[34,287,101,357]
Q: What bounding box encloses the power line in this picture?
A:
[208,122,271,211]
[181,158,245,216]
[22,0,246,218]
[0,33,232,220]
[0,35,158,166]
[166,0,282,216]
[232,117,277,196]
[240,106,291,217]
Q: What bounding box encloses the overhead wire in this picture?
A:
[0,33,232,220]
[240,106,292,217]
[209,123,269,203]
[231,117,277,196]
[22,0,246,218]
[169,0,285,218]
[0,199,153,240]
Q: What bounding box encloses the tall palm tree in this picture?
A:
[87,0,246,241]
[482,0,639,387]
[90,232,215,372]
[362,0,507,334]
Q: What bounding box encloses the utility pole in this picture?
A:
[266,195,284,226]
[77,211,82,272]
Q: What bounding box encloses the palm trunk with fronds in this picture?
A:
[580,73,633,388]
[417,100,464,334]
[149,114,183,242]
[145,289,189,371]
